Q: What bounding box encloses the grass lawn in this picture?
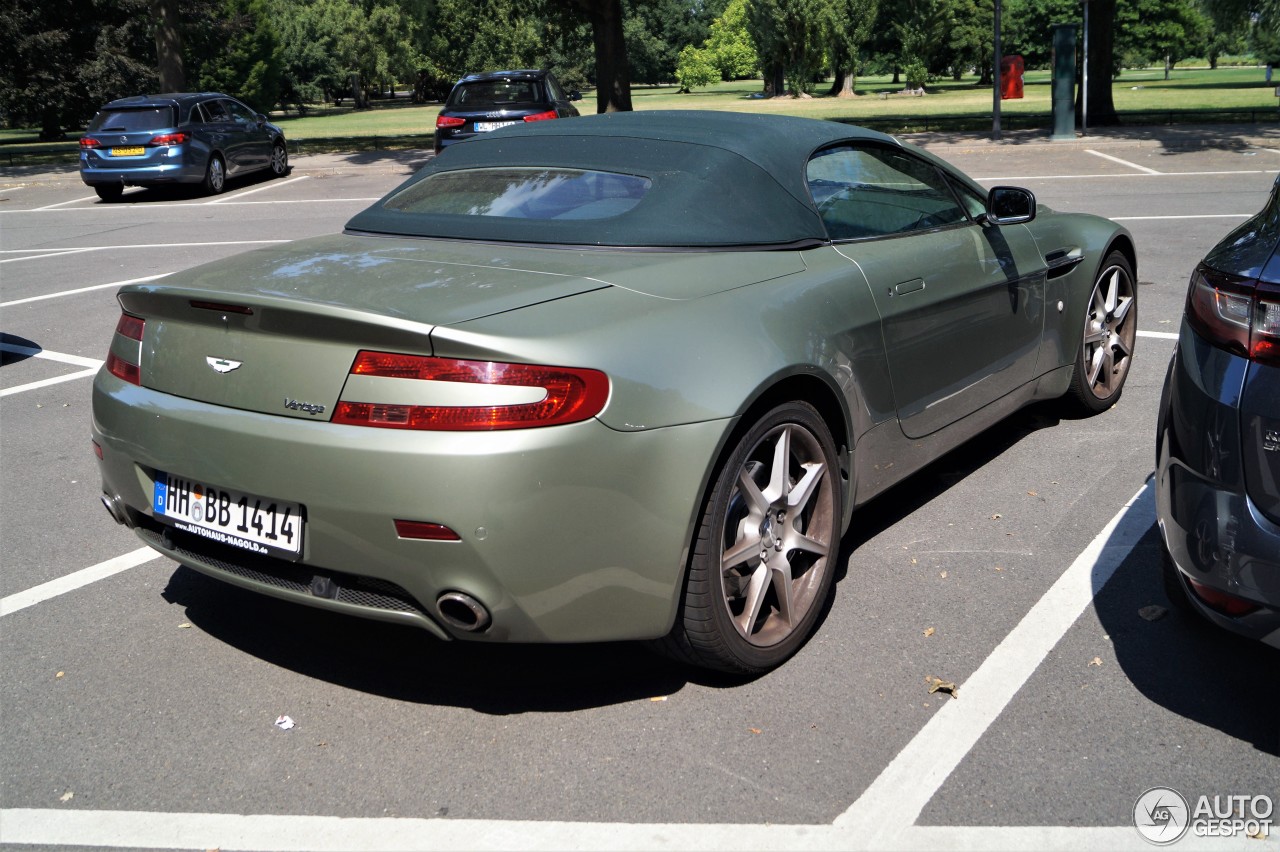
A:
[2,66,1275,162]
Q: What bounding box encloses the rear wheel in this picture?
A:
[94,184,123,202]
[269,141,288,177]
[1065,250,1137,413]
[203,154,226,195]
[659,401,841,674]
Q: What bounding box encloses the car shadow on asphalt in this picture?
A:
[157,402,1073,712]
[97,168,295,204]
[0,332,41,365]
[1095,533,1280,758]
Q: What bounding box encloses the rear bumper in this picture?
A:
[1156,324,1280,649]
[91,369,727,644]
[79,148,203,186]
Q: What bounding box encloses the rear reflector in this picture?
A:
[335,351,609,431]
[1186,576,1260,617]
[106,312,145,385]
[394,520,461,541]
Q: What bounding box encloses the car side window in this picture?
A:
[224,100,257,125]
[202,99,229,122]
[807,145,968,241]
[546,75,567,102]
[947,175,990,221]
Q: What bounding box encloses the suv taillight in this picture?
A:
[79,137,102,149]
[1186,265,1280,367]
[149,132,188,146]
[436,115,466,129]
[333,351,609,431]
[105,312,144,385]
[523,110,558,122]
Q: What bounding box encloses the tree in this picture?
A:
[705,0,759,79]
[0,0,155,138]
[746,0,827,96]
[1115,0,1210,77]
[547,0,633,111]
[197,0,284,111]
[825,0,879,97]
[152,0,186,91]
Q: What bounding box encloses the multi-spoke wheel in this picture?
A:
[269,141,288,177]
[1066,250,1137,413]
[203,154,226,195]
[658,401,842,674]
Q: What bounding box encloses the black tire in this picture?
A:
[203,154,226,195]
[658,401,842,674]
[94,184,123,202]
[269,141,288,177]
[1064,250,1137,414]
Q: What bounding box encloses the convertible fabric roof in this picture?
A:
[346,111,901,248]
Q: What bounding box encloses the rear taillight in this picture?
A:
[1186,265,1280,367]
[149,132,188,146]
[436,115,466,129]
[523,110,558,122]
[1186,576,1260,617]
[105,312,144,385]
[333,351,609,431]
[79,137,102,149]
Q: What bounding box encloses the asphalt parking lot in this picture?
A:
[2,124,1278,851]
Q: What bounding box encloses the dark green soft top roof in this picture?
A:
[346,111,901,248]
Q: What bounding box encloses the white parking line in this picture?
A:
[0,247,98,265]
[0,547,160,618]
[0,239,286,258]
[1084,150,1163,175]
[1114,214,1250,222]
[0,273,170,308]
[974,169,1274,181]
[1138,330,1179,340]
[36,194,100,210]
[0,342,105,397]
[0,197,379,213]
[833,483,1155,846]
[206,174,310,203]
[0,487,1164,850]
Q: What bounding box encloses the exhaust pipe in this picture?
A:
[436,591,491,632]
[100,494,133,528]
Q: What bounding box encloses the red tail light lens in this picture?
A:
[80,137,102,149]
[149,132,188,146]
[105,312,145,385]
[1186,266,1280,367]
[436,115,466,129]
[394,520,461,541]
[523,110,558,122]
[1186,576,1260,617]
[334,351,609,431]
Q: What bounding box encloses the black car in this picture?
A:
[1156,173,1280,650]
[433,69,580,154]
[79,93,288,200]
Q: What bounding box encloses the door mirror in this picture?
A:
[569,90,582,102]
[985,186,1037,225]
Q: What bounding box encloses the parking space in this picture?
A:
[1,136,1277,851]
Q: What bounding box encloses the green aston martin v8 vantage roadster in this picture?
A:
[91,111,1137,673]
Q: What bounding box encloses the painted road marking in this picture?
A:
[0,197,378,213]
[974,169,1274,181]
[0,342,104,397]
[0,273,170,308]
[206,174,310,203]
[0,547,160,618]
[1084,150,1163,175]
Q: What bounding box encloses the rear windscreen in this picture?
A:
[383,168,650,220]
[447,81,541,107]
[88,107,175,132]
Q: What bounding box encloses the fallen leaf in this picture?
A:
[59,791,73,803]
[748,728,762,735]
[55,671,65,679]
[926,677,958,698]
[991,513,1002,519]
[994,566,1005,572]
[178,623,192,629]
[940,571,948,579]
[911,558,917,565]
[649,696,668,702]
[1138,605,1167,622]
[1027,491,1037,497]
[923,627,936,637]
[1088,656,1103,667]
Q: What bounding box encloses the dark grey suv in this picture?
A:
[434,70,580,154]
[1156,173,1280,650]
[79,93,288,200]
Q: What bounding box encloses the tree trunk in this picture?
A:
[583,0,632,112]
[152,0,185,92]
[1077,0,1118,126]
[834,68,856,98]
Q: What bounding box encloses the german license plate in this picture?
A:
[153,471,303,558]
[109,146,145,156]
[474,121,517,133]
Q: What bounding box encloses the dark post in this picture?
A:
[993,0,1002,140]
[1051,23,1077,140]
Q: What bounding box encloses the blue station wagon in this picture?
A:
[79,93,288,200]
